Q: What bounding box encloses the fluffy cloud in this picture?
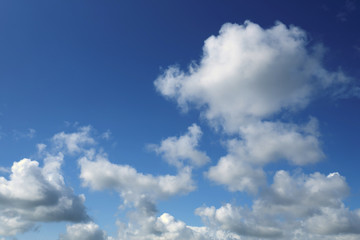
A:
[117,211,209,240]
[0,156,89,236]
[52,126,95,154]
[148,124,210,168]
[79,152,195,207]
[253,171,350,217]
[60,222,113,240]
[196,204,282,239]
[198,171,360,239]
[206,119,324,193]
[155,20,349,133]
[206,151,266,193]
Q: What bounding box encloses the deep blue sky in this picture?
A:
[0,1,359,239]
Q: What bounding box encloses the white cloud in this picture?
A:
[304,207,360,235]
[148,124,210,168]
[79,152,195,207]
[206,118,324,193]
[117,211,209,240]
[52,126,95,154]
[196,204,282,239]
[155,20,349,133]
[0,157,89,236]
[198,170,360,239]
[253,171,350,218]
[206,151,266,193]
[236,119,324,166]
[60,222,113,240]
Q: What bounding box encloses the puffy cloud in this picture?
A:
[117,211,209,240]
[206,119,323,193]
[155,20,349,133]
[198,171,360,239]
[196,204,282,239]
[52,126,95,154]
[253,171,350,218]
[148,124,210,168]
[236,119,324,166]
[0,157,89,236]
[60,222,113,240]
[304,207,360,236]
[79,152,195,206]
[206,152,266,193]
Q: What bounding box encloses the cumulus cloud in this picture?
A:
[52,126,95,154]
[198,171,360,239]
[148,123,210,168]
[253,171,350,218]
[155,20,350,133]
[117,211,209,240]
[0,157,89,236]
[206,151,266,193]
[79,152,195,207]
[206,118,324,193]
[196,204,282,239]
[59,222,113,240]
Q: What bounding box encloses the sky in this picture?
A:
[0,0,360,239]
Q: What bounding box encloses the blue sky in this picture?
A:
[0,1,360,239]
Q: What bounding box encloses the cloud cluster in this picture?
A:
[197,171,360,239]
[154,20,360,239]
[155,20,348,194]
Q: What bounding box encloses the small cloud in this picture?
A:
[37,143,47,153]
[101,130,111,140]
[12,128,36,140]
[148,124,210,168]
[0,166,10,173]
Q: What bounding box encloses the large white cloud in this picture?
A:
[0,156,89,236]
[155,20,349,133]
[148,123,210,168]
